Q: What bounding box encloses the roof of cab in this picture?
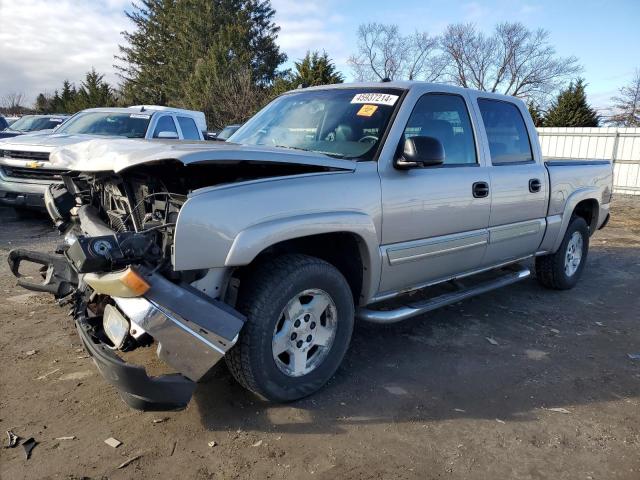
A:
[286,81,526,106]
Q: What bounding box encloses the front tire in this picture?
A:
[225,254,355,402]
[536,216,590,290]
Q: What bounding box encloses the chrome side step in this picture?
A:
[357,266,531,324]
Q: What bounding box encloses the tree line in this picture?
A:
[3,1,638,128]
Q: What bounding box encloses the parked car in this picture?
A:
[205,124,242,141]
[0,116,8,131]
[0,114,69,139]
[0,106,207,215]
[8,82,612,411]
[207,124,242,142]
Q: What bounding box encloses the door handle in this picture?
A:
[472,181,489,198]
[529,178,542,193]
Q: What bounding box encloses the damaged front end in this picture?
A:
[8,163,245,411]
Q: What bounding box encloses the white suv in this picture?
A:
[0,106,207,215]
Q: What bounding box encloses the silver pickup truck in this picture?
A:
[8,82,612,411]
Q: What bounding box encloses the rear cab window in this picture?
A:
[477,99,533,165]
[177,116,201,140]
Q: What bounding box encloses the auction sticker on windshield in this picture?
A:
[130,114,151,119]
[357,105,378,117]
[351,93,399,106]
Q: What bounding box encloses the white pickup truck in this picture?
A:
[9,82,612,411]
[0,106,206,215]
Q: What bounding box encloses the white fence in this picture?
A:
[537,127,640,196]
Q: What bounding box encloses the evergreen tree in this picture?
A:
[527,101,545,127]
[271,51,344,95]
[59,80,78,113]
[75,68,116,110]
[292,51,344,87]
[35,93,52,113]
[116,0,286,106]
[544,79,599,127]
[50,91,63,113]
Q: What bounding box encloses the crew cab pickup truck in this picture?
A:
[0,106,206,214]
[8,82,612,411]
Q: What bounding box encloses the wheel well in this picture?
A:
[233,232,365,303]
[572,199,599,233]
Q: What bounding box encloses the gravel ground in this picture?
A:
[0,197,639,480]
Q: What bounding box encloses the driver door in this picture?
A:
[378,91,491,296]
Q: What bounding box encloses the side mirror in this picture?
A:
[395,136,445,169]
[157,131,179,139]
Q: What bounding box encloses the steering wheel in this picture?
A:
[358,135,378,144]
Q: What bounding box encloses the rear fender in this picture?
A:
[550,187,600,253]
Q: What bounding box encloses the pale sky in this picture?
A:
[0,0,638,111]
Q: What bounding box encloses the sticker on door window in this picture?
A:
[351,93,399,106]
[357,104,378,117]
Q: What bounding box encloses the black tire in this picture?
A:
[225,254,355,402]
[536,216,589,290]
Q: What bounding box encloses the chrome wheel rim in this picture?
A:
[564,231,584,277]
[272,288,338,377]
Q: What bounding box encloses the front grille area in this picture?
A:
[1,166,64,181]
[0,150,50,161]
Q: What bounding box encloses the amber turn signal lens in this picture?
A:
[84,267,150,298]
[120,268,150,296]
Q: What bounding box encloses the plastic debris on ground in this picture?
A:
[22,438,37,459]
[117,455,142,469]
[104,437,122,448]
[5,430,19,448]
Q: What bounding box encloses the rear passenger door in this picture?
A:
[474,98,548,265]
[176,116,202,140]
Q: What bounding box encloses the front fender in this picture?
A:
[171,163,383,300]
[225,211,381,303]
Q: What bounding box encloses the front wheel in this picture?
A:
[536,216,590,290]
[225,254,355,402]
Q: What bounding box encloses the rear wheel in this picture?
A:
[536,216,589,290]
[225,254,355,402]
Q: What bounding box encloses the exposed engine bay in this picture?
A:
[48,160,332,279]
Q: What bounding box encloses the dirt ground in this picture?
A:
[0,198,639,480]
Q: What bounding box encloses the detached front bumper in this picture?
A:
[8,248,245,411]
[76,313,197,411]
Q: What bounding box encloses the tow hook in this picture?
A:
[7,249,78,298]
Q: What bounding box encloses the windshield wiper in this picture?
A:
[273,144,346,159]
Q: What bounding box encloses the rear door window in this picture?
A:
[177,116,201,140]
[477,99,533,165]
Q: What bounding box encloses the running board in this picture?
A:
[357,266,531,324]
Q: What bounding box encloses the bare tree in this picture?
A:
[348,23,445,82]
[440,22,581,99]
[1,92,26,115]
[609,69,640,127]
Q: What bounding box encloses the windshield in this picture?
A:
[8,116,66,132]
[55,112,151,138]
[229,88,403,160]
